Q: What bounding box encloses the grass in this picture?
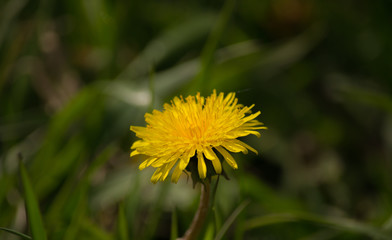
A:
[1,0,392,239]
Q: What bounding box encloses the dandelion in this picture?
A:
[130,90,266,183]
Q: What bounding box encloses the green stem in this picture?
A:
[180,182,211,240]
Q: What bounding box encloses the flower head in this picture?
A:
[130,90,266,183]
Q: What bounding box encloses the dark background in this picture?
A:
[1,0,392,239]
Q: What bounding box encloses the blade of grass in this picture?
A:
[107,40,262,104]
[62,183,88,240]
[300,229,340,240]
[170,207,178,240]
[30,88,102,197]
[382,213,392,231]
[214,200,250,240]
[0,0,30,90]
[211,176,222,236]
[330,76,392,114]
[19,161,48,240]
[60,148,114,240]
[203,222,215,240]
[116,202,130,240]
[108,25,322,106]
[46,145,116,225]
[140,181,170,240]
[117,13,215,81]
[148,65,156,112]
[244,212,391,240]
[0,174,15,220]
[127,24,321,100]
[212,206,222,238]
[124,173,141,239]
[239,174,304,212]
[0,0,28,46]
[0,227,32,240]
[78,218,112,240]
[233,203,246,240]
[193,0,236,94]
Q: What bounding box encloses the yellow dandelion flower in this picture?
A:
[130,90,267,183]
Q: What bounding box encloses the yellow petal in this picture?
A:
[216,146,238,169]
[245,130,261,137]
[130,140,145,149]
[202,146,216,159]
[151,152,179,168]
[197,151,207,179]
[179,147,195,169]
[151,168,163,183]
[242,121,264,127]
[139,157,157,170]
[223,92,235,105]
[167,152,183,163]
[161,161,177,181]
[130,126,147,135]
[233,139,258,154]
[202,146,222,174]
[221,141,247,153]
[241,111,260,123]
[130,150,140,157]
[172,148,195,182]
[171,164,183,183]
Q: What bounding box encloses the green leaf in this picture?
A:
[0,227,32,239]
[203,222,215,240]
[334,79,392,113]
[117,203,130,240]
[140,181,170,240]
[117,13,215,81]
[193,0,236,94]
[244,212,392,240]
[78,218,112,240]
[214,200,250,240]
[45,145,115,225]
[382,213,392,231]
[62,183,88,240]
[170,207,178,240]
[212,206,222,237]
[19,162,48,240]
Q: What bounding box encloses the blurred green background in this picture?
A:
[1,0,392,239]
